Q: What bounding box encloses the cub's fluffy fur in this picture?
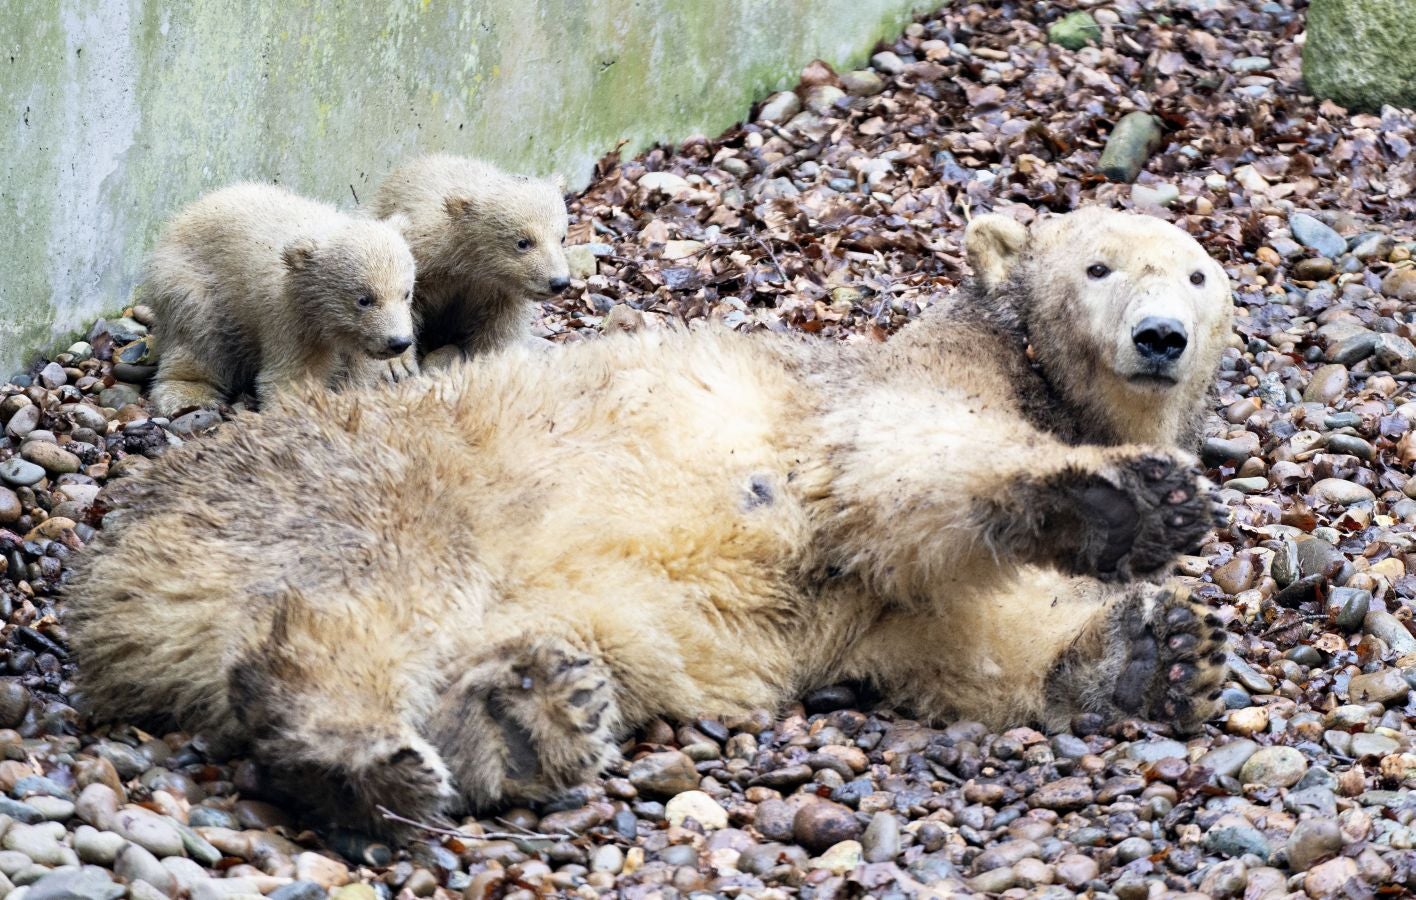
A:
[372,155,569,364]
[69,208,1232,834]
[145,183,416,416]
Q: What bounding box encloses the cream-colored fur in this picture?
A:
[843,207,1236,730]
[69,208,1231,833]
[372,155,569,365]
[144,183,417,416]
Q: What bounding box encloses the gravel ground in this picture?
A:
[5,1,1416,897]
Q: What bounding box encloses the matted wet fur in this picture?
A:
[67,208,1232,835]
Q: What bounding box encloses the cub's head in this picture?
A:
[965,206,1232,446]
[442,173,571,299]
[283,216,417,360]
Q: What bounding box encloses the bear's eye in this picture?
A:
[516,238,533,251]
[1086,263,1111,280]
[357,295,375,308]
[1189,271,1206,286]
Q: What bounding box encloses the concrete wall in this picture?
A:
[0,0,936,370]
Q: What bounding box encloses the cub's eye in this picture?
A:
[357,295,375,308]
[560,235,567,244]
[516,238,533,251]
[1189,270,1206,286]
[1086,263,1111,280]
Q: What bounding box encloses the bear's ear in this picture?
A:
[443,195,476,220]
[965,214,1029,294]
[282,237,318,272]
[383,212,412,236]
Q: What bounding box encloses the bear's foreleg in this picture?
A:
[149,345,226,416]
[227,595,458,834]
[976,445,1224,582]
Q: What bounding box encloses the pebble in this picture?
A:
[1290,213,1347,258]
[293,853,349,888]
[1204,817,1272,861]
[24,868,124,900]
[637,171,691,197]
[0,458,45,488]
[870,51,905,75]
[1351,732,1400,759]
[1029,776,1094,810]
[73,826,125,866]
[115,842,178,896]
[1197,739,1259,778]
[1333,588,1371,631]
[1305,856,1359,896]
[756,92,801,125]
[110,807,185,859]
[810,840,862,875]
[663,791,727,830]
[19,442,79,475]
[1365,610,1416,654]
[1311,477,1373,506]
[861,812,900,862]
[1349,668,1409,704]
[1303,364,1349,404]
[793,800,861,853]
[1287,818,1344,871]
[1239,746,1308,787]
[627,751,699,798]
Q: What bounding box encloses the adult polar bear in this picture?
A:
[67,208,1233,833]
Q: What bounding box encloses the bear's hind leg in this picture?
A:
[1045,584,1229,734]
[430,636,621,811]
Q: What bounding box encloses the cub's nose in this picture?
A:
[1132,317,1188,363]
[387,337,413,355]
[549,277,571,295]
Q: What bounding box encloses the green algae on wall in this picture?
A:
[0,0,938,371]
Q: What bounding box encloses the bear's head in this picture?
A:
[283,216,418,360]
[442,174,571,300]
[965,206,1232,448]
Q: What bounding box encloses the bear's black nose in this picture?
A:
[1132,317,1188,363]
[387,337,413,355]
[549,277,571,294]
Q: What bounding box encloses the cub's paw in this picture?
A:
[1073,451,1219,580]
[438,638,621,808]
[1108,587,1228,734]
[382,352,420,383]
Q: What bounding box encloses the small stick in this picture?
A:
[376,806,577,841]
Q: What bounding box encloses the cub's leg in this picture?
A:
[340,349,420,387]
[149,345,224,415]
[429,635,621,811]
[1045,583,1229,734]
[229,598,458,833]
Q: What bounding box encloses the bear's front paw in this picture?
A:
[1110,587,1228,734]
[1074,451,1217,581]
[439,637,621,810]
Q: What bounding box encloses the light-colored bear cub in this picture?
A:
[373,155,570,366]
[145,183,417,416]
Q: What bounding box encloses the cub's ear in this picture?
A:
[383,212,412,236]
[443,195,475,219]
[282,237,318,272]
[965,214,1029,295]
